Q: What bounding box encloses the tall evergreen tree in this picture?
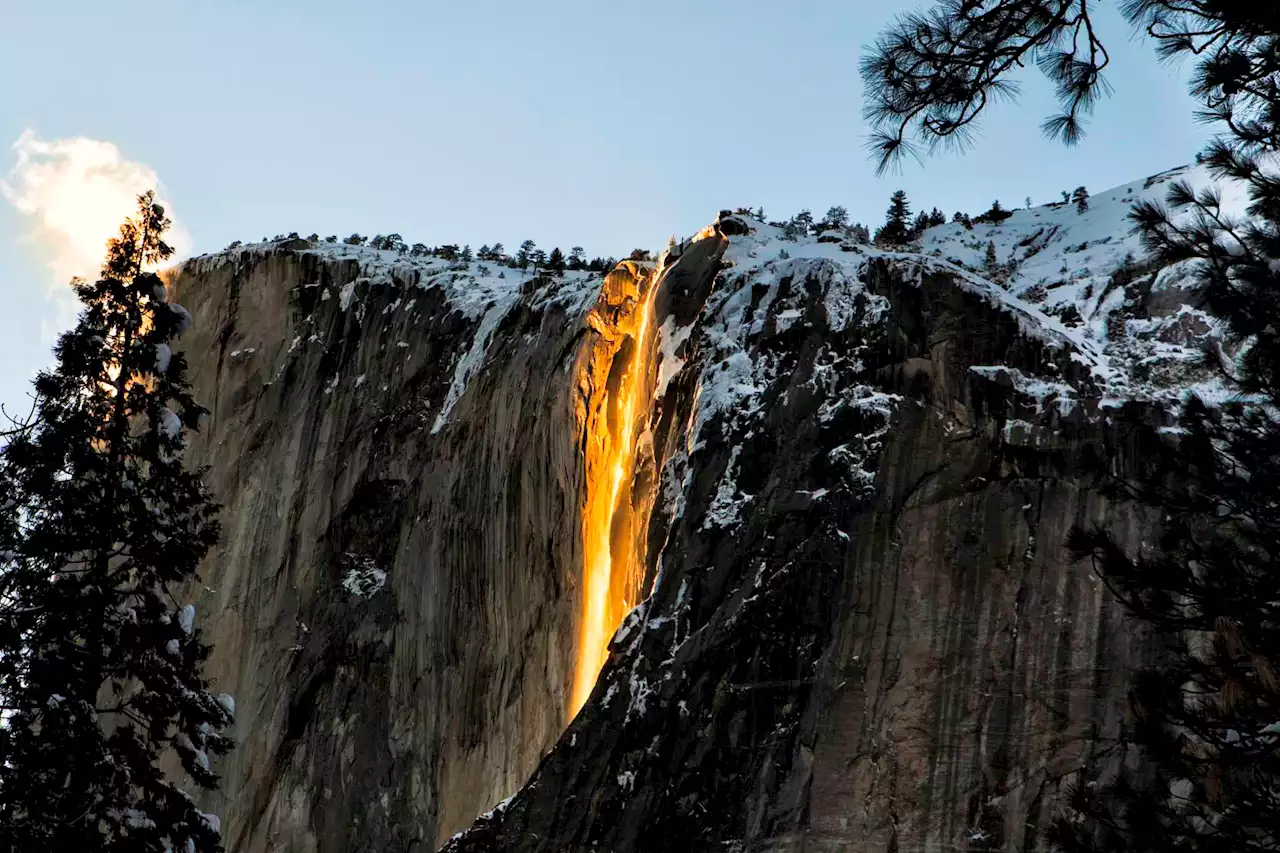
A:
[912,210,932,237]
[1054,163,1280,853]
[822,205,850,231]
[516,239,536,271]
[568,246,585,270]
[983,240,999,278]
[877,190,912,244]
[864,2,1280,851]
[0,193,234,852]
[1073,186,1091,214]
[547,247,566,274]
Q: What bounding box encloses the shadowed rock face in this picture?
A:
[169,226,1162,853]
[443,247,1161,853]
[804,266,1162,853]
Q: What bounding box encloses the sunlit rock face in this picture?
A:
[170,181,1201,853]
[168,247,639,851]
[572,259,663,719]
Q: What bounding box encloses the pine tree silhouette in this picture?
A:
[983,240,999,277]
[0,193,233,851]
[822,205,850,231]
[877,190,912,244]
[547,247,566,274]
[516,239,536,271]
[1072,186,1090,214]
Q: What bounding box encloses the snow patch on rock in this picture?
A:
[970,365,1079,415]
[431,295,518,434]
[159,408,182,439]
[178,604,195,635]
[655,315,695,400]
[341,554,387,597]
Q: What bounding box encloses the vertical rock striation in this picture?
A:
[803,264,1163,853]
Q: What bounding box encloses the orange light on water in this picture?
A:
[570,269,659,718]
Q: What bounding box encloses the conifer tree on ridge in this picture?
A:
[876,190,912,245]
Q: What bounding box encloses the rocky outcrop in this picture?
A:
[168,206,1178,853]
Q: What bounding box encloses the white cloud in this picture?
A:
[1,129,192,328]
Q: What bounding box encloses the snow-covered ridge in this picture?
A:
[718,216,1091,358]
[178,158,1245,433]
[921,162,1248,403]
[672,213,1103,431]
[921,163,1235,313]
[181,238,602,323]
[699,162,1248,411]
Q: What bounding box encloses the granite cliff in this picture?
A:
[164,165,1231,852]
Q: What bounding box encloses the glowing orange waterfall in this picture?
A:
[570,262,661,718]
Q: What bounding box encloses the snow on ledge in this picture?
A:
[341,554,387,598]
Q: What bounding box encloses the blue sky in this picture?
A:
[1,0,1211,415]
